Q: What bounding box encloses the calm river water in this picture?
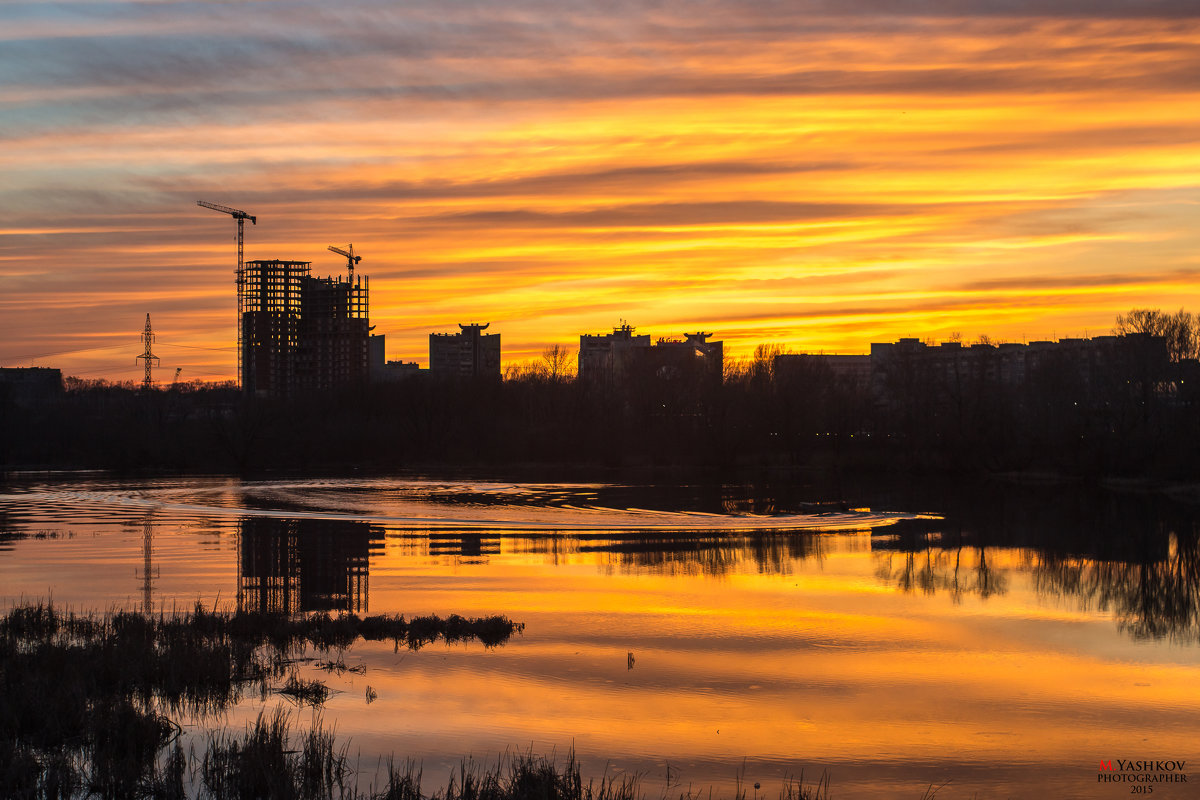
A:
[1,475,1197,799]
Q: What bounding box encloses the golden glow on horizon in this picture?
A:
[1,6,1199,380]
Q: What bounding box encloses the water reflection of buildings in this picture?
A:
[579,531,831,577]
[390,529,834,577]
[237,518,385,614]
[428,532,501,558]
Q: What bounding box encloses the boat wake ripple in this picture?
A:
[2,479,929,532]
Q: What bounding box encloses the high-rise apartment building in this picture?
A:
[429,323,501,379]
[239,259,369,396]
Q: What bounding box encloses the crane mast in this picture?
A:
[197,201,257,389]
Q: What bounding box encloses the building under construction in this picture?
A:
[239,259,369,396]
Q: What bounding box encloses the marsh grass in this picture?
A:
[1,602,832,800]
[277,673,333,707]
[200,708,353,800]
[0,528,71,543]
[192,719,832,800]
[316,654,367,675]
[0,601,522,799]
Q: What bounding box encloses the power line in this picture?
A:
[1,342,140,362]
[156,342,238,353]
[62,364,142,376]
[171,372,235,381]
[3,340,236,365]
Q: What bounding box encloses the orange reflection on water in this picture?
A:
[1,479,1198,800]
[348,535,1200,798]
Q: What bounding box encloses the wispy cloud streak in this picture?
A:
[0,1,1198,376]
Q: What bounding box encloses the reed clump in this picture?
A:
[2,698,831,800]
[0,602,832,800]
[0,601,522,799]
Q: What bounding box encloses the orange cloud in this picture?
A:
[1,5,1199,378]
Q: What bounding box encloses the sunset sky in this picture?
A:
[2,1,1199,383]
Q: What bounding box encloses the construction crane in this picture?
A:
[328,244,361,281]
[198,201,256,390]
[197,201,256,277]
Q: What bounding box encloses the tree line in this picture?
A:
[2,309,1197,479]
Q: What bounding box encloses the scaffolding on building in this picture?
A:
[298,274,370,391]
[239,260,306,396]
[237,260,370,396]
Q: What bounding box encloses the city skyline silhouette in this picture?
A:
[2,2,1199,383]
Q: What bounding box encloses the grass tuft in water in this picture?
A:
[0,601,835,800]
[0,600,522,799]
[277,673,333,707]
